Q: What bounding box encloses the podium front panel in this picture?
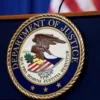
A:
[1,13,100,100]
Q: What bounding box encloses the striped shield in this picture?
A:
[27,56,62,73]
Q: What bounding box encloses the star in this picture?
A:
[30,86,35,91]
[44,87,48,92]
[56,83,61,88]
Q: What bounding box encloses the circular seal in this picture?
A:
[7,14,84,99]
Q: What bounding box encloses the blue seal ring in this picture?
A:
[7,14,85,99]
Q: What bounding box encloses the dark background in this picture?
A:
[1,16,100,100]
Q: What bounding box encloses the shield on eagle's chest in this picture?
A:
[27,55,62,73]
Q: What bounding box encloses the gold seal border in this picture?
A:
[7,14,85,99]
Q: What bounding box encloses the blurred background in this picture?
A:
[0,0,100,15]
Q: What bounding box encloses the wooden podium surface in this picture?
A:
[1,11,100,100]
[0,11,100,20]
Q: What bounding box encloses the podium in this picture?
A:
[1,11,100,100]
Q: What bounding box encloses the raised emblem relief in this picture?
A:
[7,14,84,99]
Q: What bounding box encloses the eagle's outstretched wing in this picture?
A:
[32,34,66,48]
[31,34,66,59]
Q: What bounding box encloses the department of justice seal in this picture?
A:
[7,14,84,99]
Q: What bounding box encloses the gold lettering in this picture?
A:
[12,57,17,63]
[12,52,17,56]
[28,24,33,32]
[54,20,60,27]
[61,25,68,31]
[12,63,19,70]
[19,35,24,40]
[61,25,71,35]
[67,31,72,36]
[15,40,21,46]
[70,38,77,45]
[39,19,45,26]
[48,20,60,27]
[72,49,79,56]
[33,21,40,28]
[72,45,78,49]
[72,57,78,63]
[48,19,55,26]
[65,28,70,34]
[13,47,19,53]
[68,34,75,40]
[21,28,29,37]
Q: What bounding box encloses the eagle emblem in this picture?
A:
[23,33,66,74]
[7,14,84,99]
[31,34,66,60]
